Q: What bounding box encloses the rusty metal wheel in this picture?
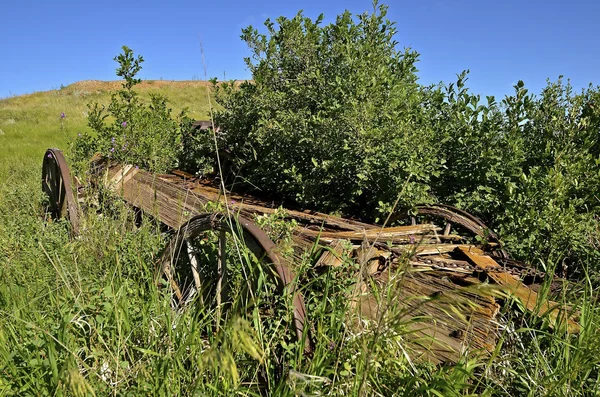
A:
[159,212,311,353]
[42,148,80,235]
[399,203,509,258]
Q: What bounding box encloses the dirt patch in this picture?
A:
[67,80,244,93]
[2,80,251,100]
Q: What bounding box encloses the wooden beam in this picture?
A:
[458,247,579,333]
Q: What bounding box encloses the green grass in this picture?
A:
[0,80,213,179]
[1,81,599,396]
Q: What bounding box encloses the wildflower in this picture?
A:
[135,165,139,169]
[409,235,415,244]
[110,147,115,152]
[121,121,127,128]
[78,133,82,137]
[111,137,115,144]
[60,112,65,119]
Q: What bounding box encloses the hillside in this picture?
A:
[0,80,215,179]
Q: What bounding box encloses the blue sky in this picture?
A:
[1,0,598,99]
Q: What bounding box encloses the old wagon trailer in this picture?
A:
[41,147,579,365]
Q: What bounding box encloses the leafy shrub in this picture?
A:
[68,10,600,275]
[213,4,441,219]
[432,75,600,269]
[177,115,218,176]
[211,5,600,273]
[71,46,189,174]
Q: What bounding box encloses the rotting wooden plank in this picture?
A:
[458,246,580,333]
[107,164,136,191]
[424,255,472,268]
[356,243,391,265]
[186,181,374,232]
[107,163,375,232]
[315,240,349,268]
[351,267,500,365]
[296,226,465,244]
[391,244,480,257]
[355,242,392,276]
[298,224,440,239]
[409,261,473,275]
[100,161,579,364]
[120,171,205,228]
[309,234,462,246]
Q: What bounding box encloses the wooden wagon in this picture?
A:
[41,146,579,365]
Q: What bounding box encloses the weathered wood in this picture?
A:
[105,163,374,232]
[458,247,580,333]
[388,243,480,257]
[355,242,392,276]
[409,260,474,275]
[352,266,500,365]
[315,240,350,268]
[98,161,580,364]
[295,225,465,245]
[300,224,439,239]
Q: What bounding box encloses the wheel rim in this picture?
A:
[399,204,509,258]
[159,212,312,353]
[42,148,79,235]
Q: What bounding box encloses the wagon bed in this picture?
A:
[42,148,580,365]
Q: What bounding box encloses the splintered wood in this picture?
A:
[458,247,580,334]
[103,162,580,365]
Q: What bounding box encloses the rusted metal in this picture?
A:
[160,213,311,353]
[42,148,79,235]
[414,204,500,240]
[399,204,510,258]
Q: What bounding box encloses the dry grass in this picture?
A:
[69,79,216,93]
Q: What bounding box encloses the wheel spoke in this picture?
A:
[186,238,203,305]
[160,213,311,353]
[215,230,227,330]
[443,222,452,236]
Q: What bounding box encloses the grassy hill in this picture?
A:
[0,80,214,178]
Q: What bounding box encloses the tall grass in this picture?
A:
[0,84,599,395]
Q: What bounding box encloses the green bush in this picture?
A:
[213,4,441,219]
[211,5,599,273]
[432,75,600,269]
[71,46,190,174]
[69,8,600,275]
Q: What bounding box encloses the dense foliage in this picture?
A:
[69,6,600,276]
[433,74,600,270]
[213,6,440,218]
[71,46,190,174]
[211,4,600,273]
